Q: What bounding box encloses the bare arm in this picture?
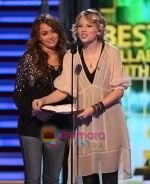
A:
[102,89,123,108]
[32,89,68,111]
[77,89,124,118]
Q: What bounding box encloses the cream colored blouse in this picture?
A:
[54,42,132,183]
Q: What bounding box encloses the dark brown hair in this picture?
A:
[27,14,67,76]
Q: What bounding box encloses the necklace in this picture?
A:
[89,63,93,68]
[48,64,60,70]
[82,46,102,70]
[82,42,105,70]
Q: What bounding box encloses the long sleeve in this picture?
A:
[13,52,34,119]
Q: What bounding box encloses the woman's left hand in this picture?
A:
[77,106,94,119]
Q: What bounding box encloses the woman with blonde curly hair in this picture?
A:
[32,9,132,184]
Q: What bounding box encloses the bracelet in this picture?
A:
[97,102,105,113]
[91,101,105,115]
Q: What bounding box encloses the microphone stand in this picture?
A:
[70,39,83,184]
[75,64,82,184]
[70,46,77,184]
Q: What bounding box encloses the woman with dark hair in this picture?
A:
[13,14,70,184]
[32,9,132,184]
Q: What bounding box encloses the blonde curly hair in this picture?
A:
[72,9,106,42]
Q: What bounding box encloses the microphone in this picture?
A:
[69,38,83,54]
[75,64,82,75]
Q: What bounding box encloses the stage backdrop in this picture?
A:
[99,0,150,177]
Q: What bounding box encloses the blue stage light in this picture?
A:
[0,172,24,180]
[0,0,59,6]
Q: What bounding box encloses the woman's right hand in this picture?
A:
[32,98,44,111]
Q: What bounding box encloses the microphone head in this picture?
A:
[70,42,77,54]
[75,64,82,75]
[69,38,83,54]
[75,38,83,50]
[75,38,83,47]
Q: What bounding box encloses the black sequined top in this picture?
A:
[13,51,71,137]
